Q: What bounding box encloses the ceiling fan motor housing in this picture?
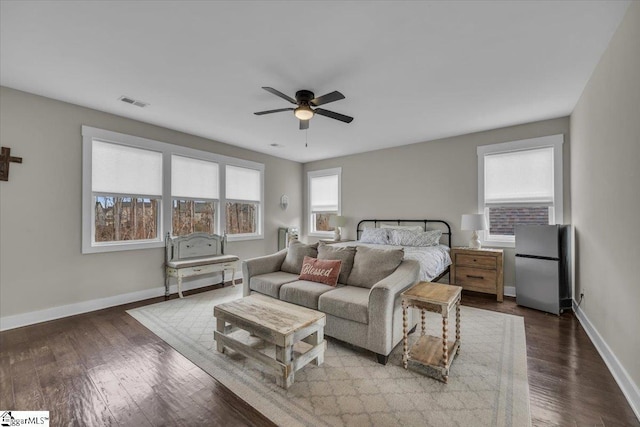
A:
[295,90,315,105]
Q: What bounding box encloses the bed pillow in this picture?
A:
[389,229,442,246]
[318,244,356,284]
[281,241,319,274]
[347,246,404,288]
[359,227,389,244]
[379,223,424,232]
[299,256,342,287]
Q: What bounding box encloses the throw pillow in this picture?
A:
[281,241,319,274]
[379,223,424,232]
[359,227,389,244]
[389,229,442,246]
[318,244,356,284]
[299,256,342,287]
[347,246,404,288]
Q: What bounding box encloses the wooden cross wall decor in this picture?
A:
[0,146,23,181]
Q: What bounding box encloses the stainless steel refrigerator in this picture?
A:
[515,224,571,314]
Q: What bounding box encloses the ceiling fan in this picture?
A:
[254,87,354,130]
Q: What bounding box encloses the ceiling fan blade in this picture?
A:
[310,91,345,106]
[314,108,354,123]
[262,87,297,104]
[254,108,294,115]
[300,120,309,130]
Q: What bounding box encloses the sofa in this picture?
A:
[242,241,420,364]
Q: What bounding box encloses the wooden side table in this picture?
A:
[450,247,504,302]
[401,282,462,383]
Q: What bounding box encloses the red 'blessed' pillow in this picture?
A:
[298,256,342,287]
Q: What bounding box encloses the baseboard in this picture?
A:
[0,272,243,332]
[504,285,516,297]
[573,300,640,421]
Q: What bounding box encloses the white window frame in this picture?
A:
[170,154,221,237]
[82,126,264,253]
[477,134,563,248]
[307,167,342,238]
[224,164,264,242]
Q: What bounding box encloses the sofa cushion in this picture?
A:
[347,246,404,288]
[250,271,299,298]
[318,244,356,284]
[280,241,319,274]
[318,286,369,325]
[299,256,342,286]
[279,280,336,309]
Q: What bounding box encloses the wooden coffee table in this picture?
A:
[214,294,326,389]
[401,281,462,383]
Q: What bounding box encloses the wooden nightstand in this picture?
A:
[450,247,504,302]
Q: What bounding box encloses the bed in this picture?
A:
[329,219,452,282]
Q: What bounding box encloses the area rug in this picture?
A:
[128,286,531,426]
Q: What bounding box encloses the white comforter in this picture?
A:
[329,242,451,282]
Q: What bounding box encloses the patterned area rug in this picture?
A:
[128,286,530,426]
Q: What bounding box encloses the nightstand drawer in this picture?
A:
[455,254,496,270]
[455,267,497,291]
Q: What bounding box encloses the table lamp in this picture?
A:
[329,215,347,241]
[461,214,487,249]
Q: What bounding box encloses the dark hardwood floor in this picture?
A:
[1,284,637,426]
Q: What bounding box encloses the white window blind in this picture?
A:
[92,140,163,196]
[226,165,261,201]
[171,155,219,199]
[484,147,554,205]
[310,174,339,212]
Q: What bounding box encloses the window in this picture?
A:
[477,134,563,246]
[225,165,262,237]
[82,126,264,253]
[91,140,162,245]
[171,155,219,236]
[308,168,341,236]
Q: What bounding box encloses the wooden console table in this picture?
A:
[401,282,462,383]
[165,233,239,298]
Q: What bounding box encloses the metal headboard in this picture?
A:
[356,219,452,248]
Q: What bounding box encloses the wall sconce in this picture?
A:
[280,194,289,210]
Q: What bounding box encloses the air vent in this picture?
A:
[118,96,149,108]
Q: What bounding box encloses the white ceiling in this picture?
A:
[0,1,630,163]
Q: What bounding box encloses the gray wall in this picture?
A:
[570,2,640,391]
[303,117,571,288]
[0,86,302,318]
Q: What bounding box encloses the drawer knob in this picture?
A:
[473,259,477,262]
[467,275,484,279]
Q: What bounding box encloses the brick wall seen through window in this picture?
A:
[488,206,549,236]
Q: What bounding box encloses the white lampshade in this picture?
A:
[461,214,487,249]
[461,214,487,231]
[329,215,347,227]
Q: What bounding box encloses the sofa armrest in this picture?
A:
[241,249,288,296]
[370,259,420,295]
[367,259,420,354]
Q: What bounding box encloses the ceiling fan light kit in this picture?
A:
[255,87,353,130]
[294,105,314,120]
